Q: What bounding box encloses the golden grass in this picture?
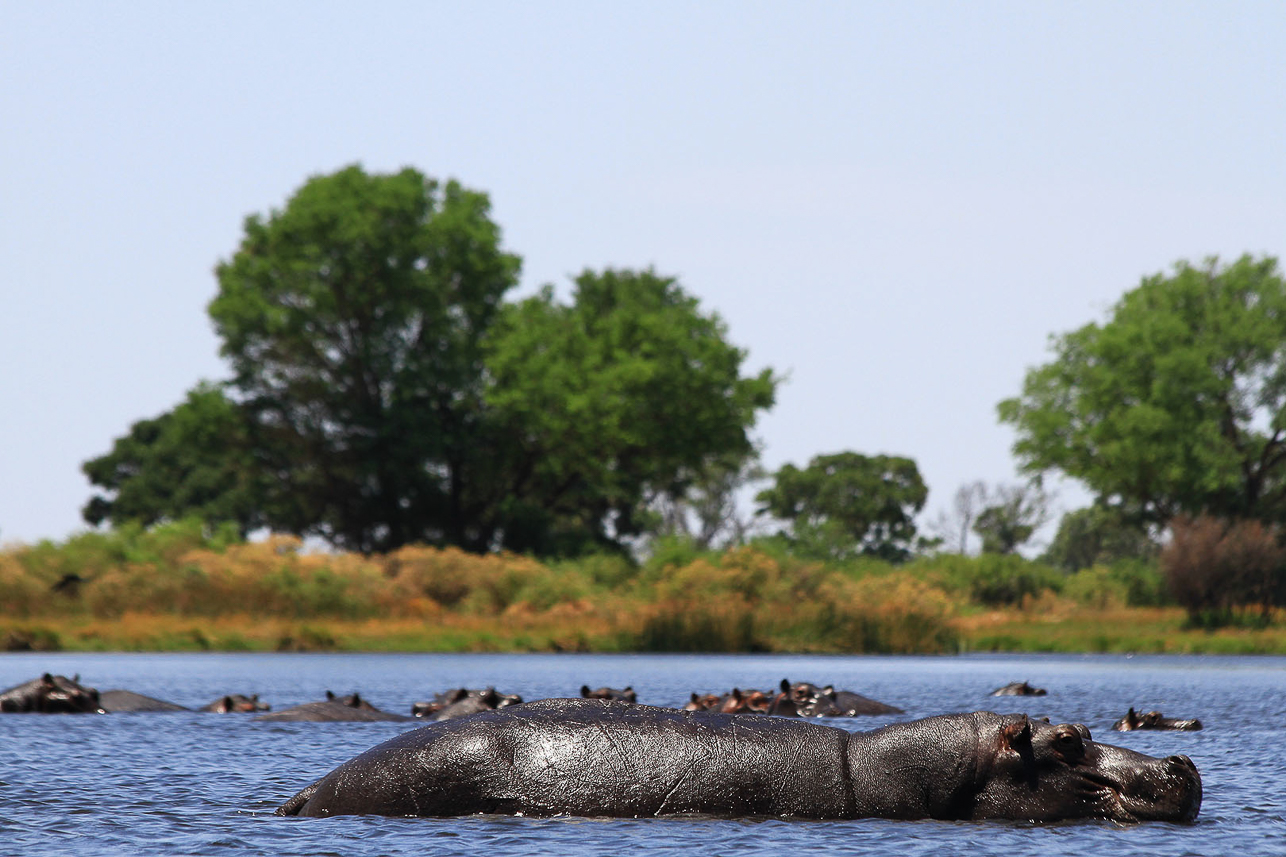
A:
[4,529,1285,654]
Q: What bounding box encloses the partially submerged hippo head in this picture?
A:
[1112,707,1203,732]
[411,686,522,720]
[326,690,377,711]
[0,673,105,714]
[990,681,1047,696]
[965,714,1201,822]
[201,693,270,713]
[580,685,637,704]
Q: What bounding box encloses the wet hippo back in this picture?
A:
[279,702,1201,823]
[294,699,854,818]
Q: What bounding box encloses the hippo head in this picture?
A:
[38,673,105,713]
[482,687,522,709]
[970,714,1202,823]
[1113,707,1203,732]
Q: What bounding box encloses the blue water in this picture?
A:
[0,652,1281,856]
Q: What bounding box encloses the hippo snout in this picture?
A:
[1167,754,1196,772]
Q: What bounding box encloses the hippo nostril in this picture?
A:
[1167,755,1196,771]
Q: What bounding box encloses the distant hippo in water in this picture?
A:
[771,679,903,717]
[0,674,104,713]
[277,700,1201,823]
[200,693,269,713]
[991,681,1047,697]
[683,688,772,714]
[580,685,637,703]
[99,690,189,712]
[410,687,522,720]
[255,690,411,722]
[1112,707,1203,732]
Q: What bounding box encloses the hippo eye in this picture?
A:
[1054,728,1084,758]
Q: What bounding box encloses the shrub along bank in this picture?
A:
[1,520,1279,654]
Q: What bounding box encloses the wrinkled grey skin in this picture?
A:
[991,681,1048,697]
[1112,707,1203,732]
[256,692,410,722]
[411,687,522,720]
[277,700,1201,823]
[580,685,637,703]
[99,690,189,712]
[770,679,903,717]
[0,674,105,713]
[200,693,269,713]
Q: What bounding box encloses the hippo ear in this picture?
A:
[481,687,500,705]
[1000,716,1032,751]
[351,693,362,707]
[326,690,336,701]
[448,688,468,703]
[731,688,743,700]
[690,692,700,702]
[41,673,55,686]
[1126,707,1139,727]
[222,696,235,711]
[581,685,591,697]
[780,678,791,692]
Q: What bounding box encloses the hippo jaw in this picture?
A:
[970,715,1202,823]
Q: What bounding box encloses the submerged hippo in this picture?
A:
[771,679,903,717]
[580,685,637,703]
[683,688,772,714]
[991,681,1048,697]
[256,691,410,722]
[99,689,189,712]
[277,699,1201,823]
[0,673,104,713]
[200,693,270,713]
[410,687,522,720]
[1112,707,1203,732]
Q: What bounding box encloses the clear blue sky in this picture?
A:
[2,1,1283,548]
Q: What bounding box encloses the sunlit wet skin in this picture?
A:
[279,702,1202,822]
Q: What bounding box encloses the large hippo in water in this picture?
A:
[277,699,1201,822]
[0,674,104,713]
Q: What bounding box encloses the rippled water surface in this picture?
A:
[0,652,1281,856]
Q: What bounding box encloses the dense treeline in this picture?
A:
[60,164,1286,637]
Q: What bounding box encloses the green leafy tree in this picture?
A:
[755,451,927,561]
[1040,505,1157,572]
[480,269,779,556]
[87,167,778,557]
[207,165,521,553]
[999,255,1286,526]
[82,383,266,536]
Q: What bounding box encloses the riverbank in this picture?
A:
[5,522,1282,655]
[5,607,1285,654]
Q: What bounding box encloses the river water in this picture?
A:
[0,651,1281,856]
